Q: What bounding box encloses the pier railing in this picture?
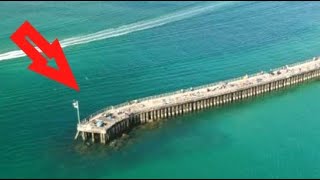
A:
[81,57,318,122]
[272,57,317,72]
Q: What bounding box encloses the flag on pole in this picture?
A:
[73,100,78,109]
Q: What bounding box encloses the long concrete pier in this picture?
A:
[75,57,320,144]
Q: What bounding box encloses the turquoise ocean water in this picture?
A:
[1,1,320,178]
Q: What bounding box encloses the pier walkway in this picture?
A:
[75,57,320,144]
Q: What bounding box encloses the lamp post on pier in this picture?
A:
[73,100,80,124]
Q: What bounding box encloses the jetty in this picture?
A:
[75,57,320,144]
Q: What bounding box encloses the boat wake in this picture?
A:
[0,2,235,62]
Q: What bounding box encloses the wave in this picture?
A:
[0,2,235,61]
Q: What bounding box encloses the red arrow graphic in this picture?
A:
[10,21,80,91]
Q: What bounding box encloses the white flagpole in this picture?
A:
[76,101,80,124]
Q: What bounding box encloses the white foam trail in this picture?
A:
[0,2,234,61]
